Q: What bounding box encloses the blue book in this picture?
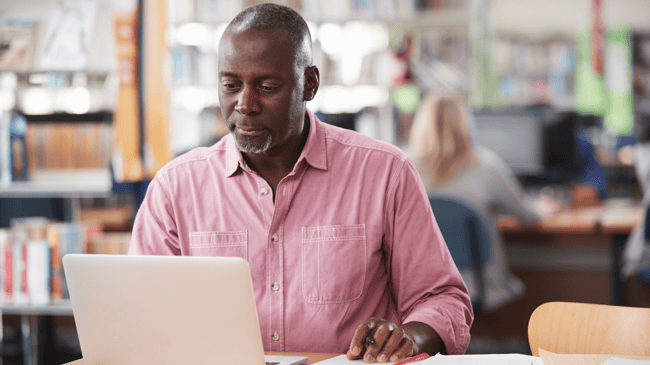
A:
[9,114,28,181]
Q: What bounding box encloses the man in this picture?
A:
[129,3,472,363]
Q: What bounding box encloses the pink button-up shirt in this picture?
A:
[129,109,473,354]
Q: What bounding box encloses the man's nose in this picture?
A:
[234,87,260,114]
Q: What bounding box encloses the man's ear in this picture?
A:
[303,65,320,101]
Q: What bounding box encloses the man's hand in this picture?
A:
[346,318,416,363]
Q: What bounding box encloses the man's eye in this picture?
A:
[223,83,239,91]
[260,85,277,92]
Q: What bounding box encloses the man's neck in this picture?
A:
[242,115,310,197]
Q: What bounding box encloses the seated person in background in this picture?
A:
[129,4,472,363]
[408,94,556,311]
[623,119,650,277]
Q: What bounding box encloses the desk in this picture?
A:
[0,300,74,365]
[599,204,645,306]
[498,203,644,306]
[63,352,340,365]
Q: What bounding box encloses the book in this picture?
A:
[10,114,28,181]
[112,6,144,182]
[47,223,64,301]
[0,18,38,70]
[57,223,86,299]
[12,231,27,304]
[27,239,50,305]
[0,112,11,186]
[0,229,12,303]
[26,122,113,171]
[352,0,376,19]
[0,219,99,303]
[39,0,99,70]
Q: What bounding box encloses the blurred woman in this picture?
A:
[623,117,650,277]
[409,94,552,311]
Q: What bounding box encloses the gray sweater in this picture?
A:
[413,148,541,310]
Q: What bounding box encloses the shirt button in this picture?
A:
[271,283,279,291]
[271,234,279,242]
[260,188,268,195]
[272,332,280,341]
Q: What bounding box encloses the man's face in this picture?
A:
[217,27,306,156]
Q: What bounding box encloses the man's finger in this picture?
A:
[347,320,376,359]
[363,323,393,363]
[376,327,405,363]
[388,338,415,363]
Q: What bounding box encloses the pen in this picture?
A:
[393,353,430,365]
[365,335,375,346]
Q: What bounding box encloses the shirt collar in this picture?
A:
[224,108,328,177]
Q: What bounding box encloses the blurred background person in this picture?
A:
[623,117,650,278]
[408,93,559,311]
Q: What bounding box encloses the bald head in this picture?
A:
[223,3,313,70]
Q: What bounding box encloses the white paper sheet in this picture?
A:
[312,354,396,364]
[422,353,544,364]
[313,353,543,364]
[602,359,650,365]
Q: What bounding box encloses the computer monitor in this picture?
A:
[543,111,582,181]
[472,108,544,177]
[320,112,357,131]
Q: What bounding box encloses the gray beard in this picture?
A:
[234,133,273,154]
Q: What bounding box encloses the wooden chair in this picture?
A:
[528,301,650,356]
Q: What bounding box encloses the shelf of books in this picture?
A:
[0,72,116,196]
[494,34,577,109]
[0,217,131,307]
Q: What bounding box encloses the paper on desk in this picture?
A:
[311,354,396,364]
[602,357,650,365]
[539,349,609,365]
[538,349,650,365]
[602,358,650,365]
[313,353,543,364]
[422,353,543,364]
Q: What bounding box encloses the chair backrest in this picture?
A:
[429,197,491,308]
[528,301,650,357]
[428,197,491,269]
[644,204,650,241]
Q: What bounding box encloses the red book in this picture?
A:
[22,242,28,299]
[2,240,13,303]
[47,224,63,300]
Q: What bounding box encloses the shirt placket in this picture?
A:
[265,162,307,352]
[267,182,287,352]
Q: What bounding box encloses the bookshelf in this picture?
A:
[0,300,74,365]
[0,169,112,199]
[494,34,577,109]
[0,299,72,316]
[0,69,116,192]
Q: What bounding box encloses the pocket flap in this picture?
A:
[189,231,247,247]
[302,224,365,242]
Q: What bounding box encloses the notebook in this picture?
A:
[62,254,308,365]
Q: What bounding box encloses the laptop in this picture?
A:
[62,254,308,365]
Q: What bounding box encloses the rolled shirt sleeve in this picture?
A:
[384,159,473,355]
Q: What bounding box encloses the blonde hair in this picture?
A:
[409,94,478,188]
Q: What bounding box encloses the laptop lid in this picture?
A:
[63,254,303,365]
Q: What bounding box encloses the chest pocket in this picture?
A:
[188,231,247,260]
[301,224,367,304]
